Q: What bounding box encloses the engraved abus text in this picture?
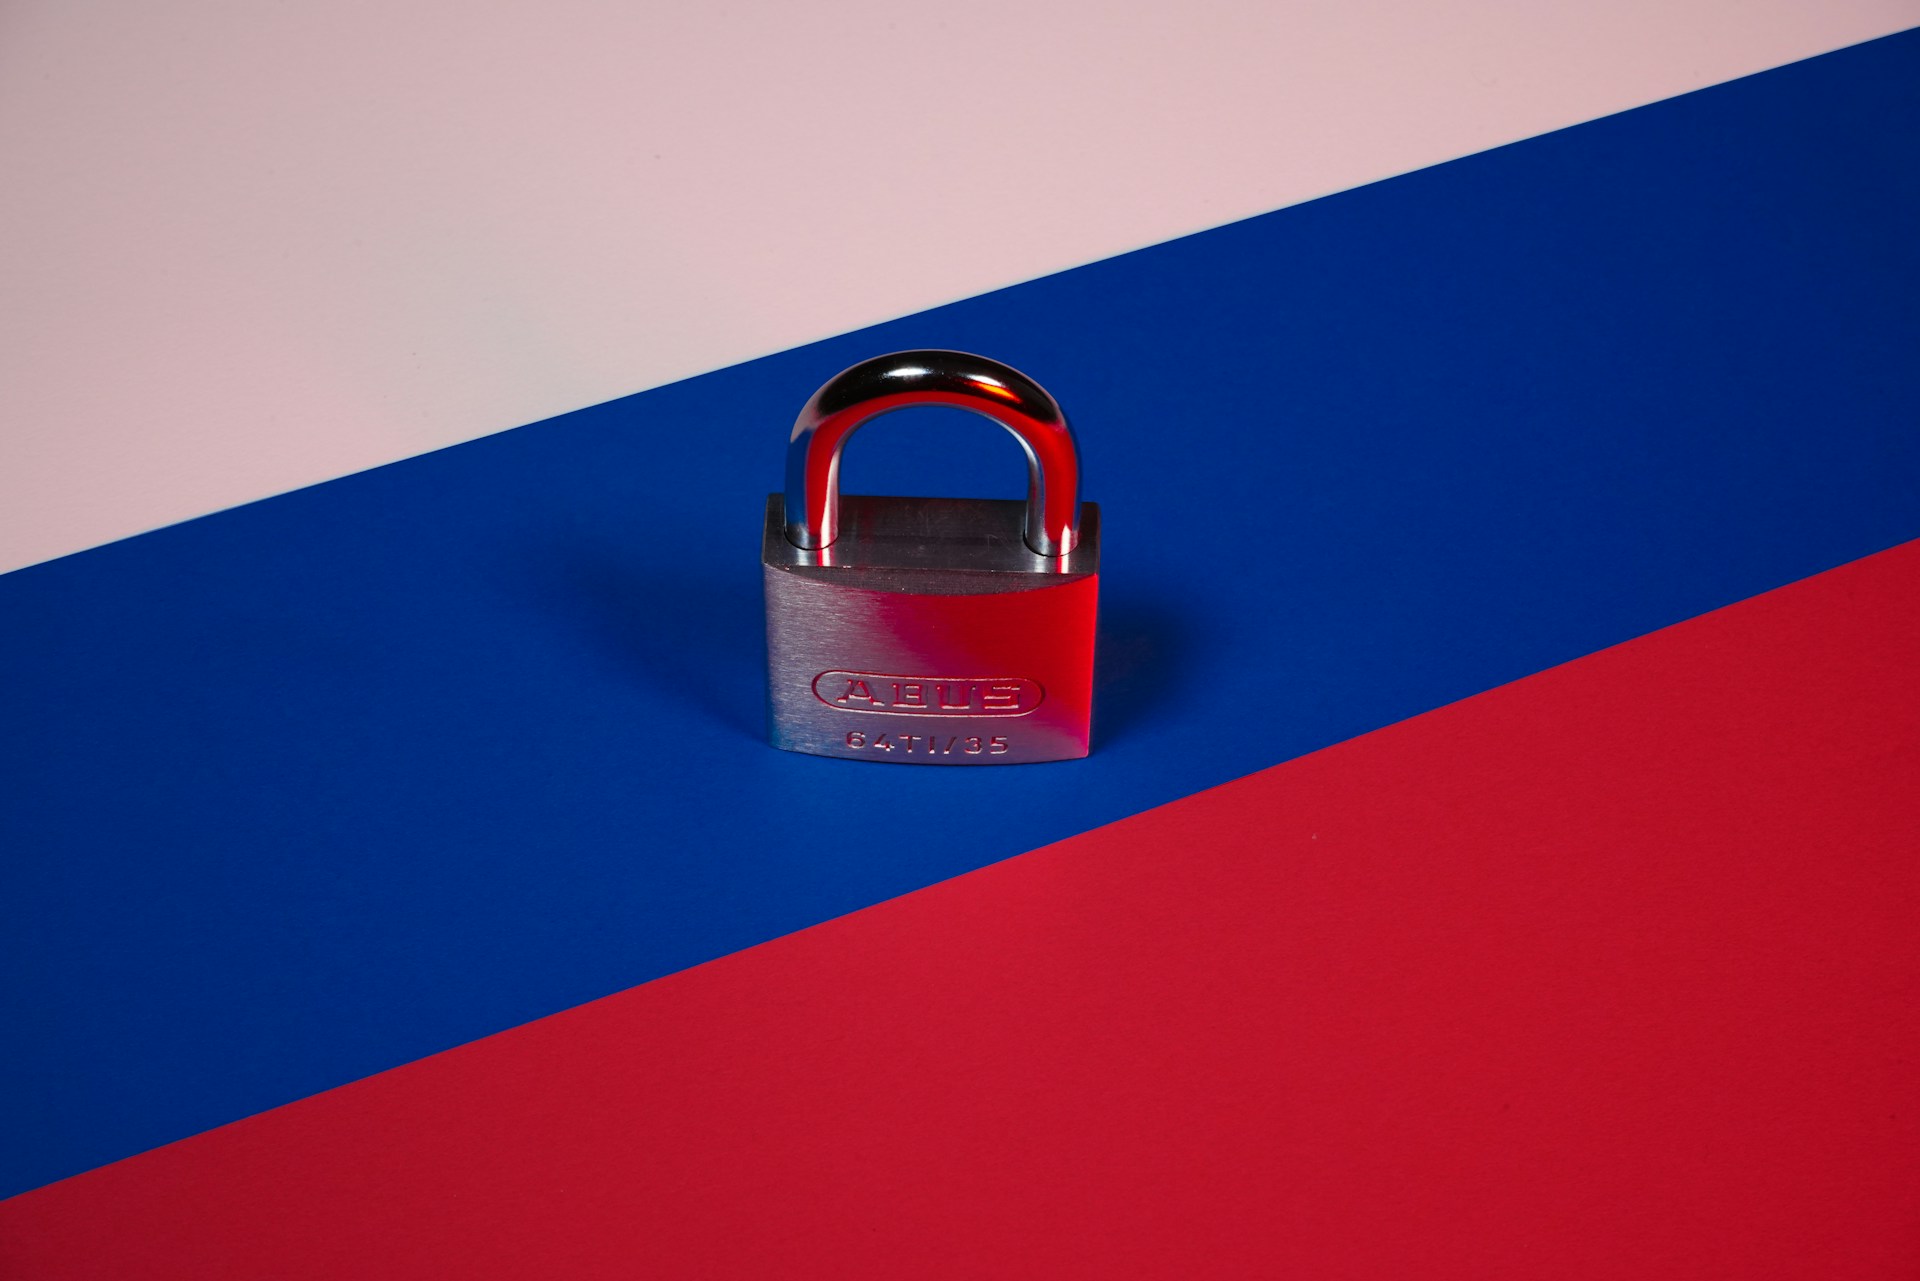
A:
[812,672,1043,717]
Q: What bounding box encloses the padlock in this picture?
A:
[762,350,1100,764]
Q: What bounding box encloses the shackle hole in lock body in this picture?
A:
[782,351,1083,559]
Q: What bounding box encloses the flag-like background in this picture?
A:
[3,5,1918,1276]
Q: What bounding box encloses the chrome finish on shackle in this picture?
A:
[783,350,1082,558]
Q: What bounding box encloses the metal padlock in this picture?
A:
[762,350,1100,764]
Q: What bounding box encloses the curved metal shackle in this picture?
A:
[783,350,1082,558]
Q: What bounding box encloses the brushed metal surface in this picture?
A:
[763,495,1099,590]
[764,495,1100,764]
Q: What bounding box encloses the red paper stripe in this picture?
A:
[5,540,1917,1279]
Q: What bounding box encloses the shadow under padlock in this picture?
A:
[1091,597,1189,746]
[549,540,767,741]
[763,350,1104,765]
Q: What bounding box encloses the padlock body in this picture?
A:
[763,495,1099,764]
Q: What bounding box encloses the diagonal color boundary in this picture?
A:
[2,30,1918,1200]
[4,538,1915,1278]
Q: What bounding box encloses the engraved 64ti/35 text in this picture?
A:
[845,731,1010,755]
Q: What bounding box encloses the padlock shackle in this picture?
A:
[784,350,1081,558]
